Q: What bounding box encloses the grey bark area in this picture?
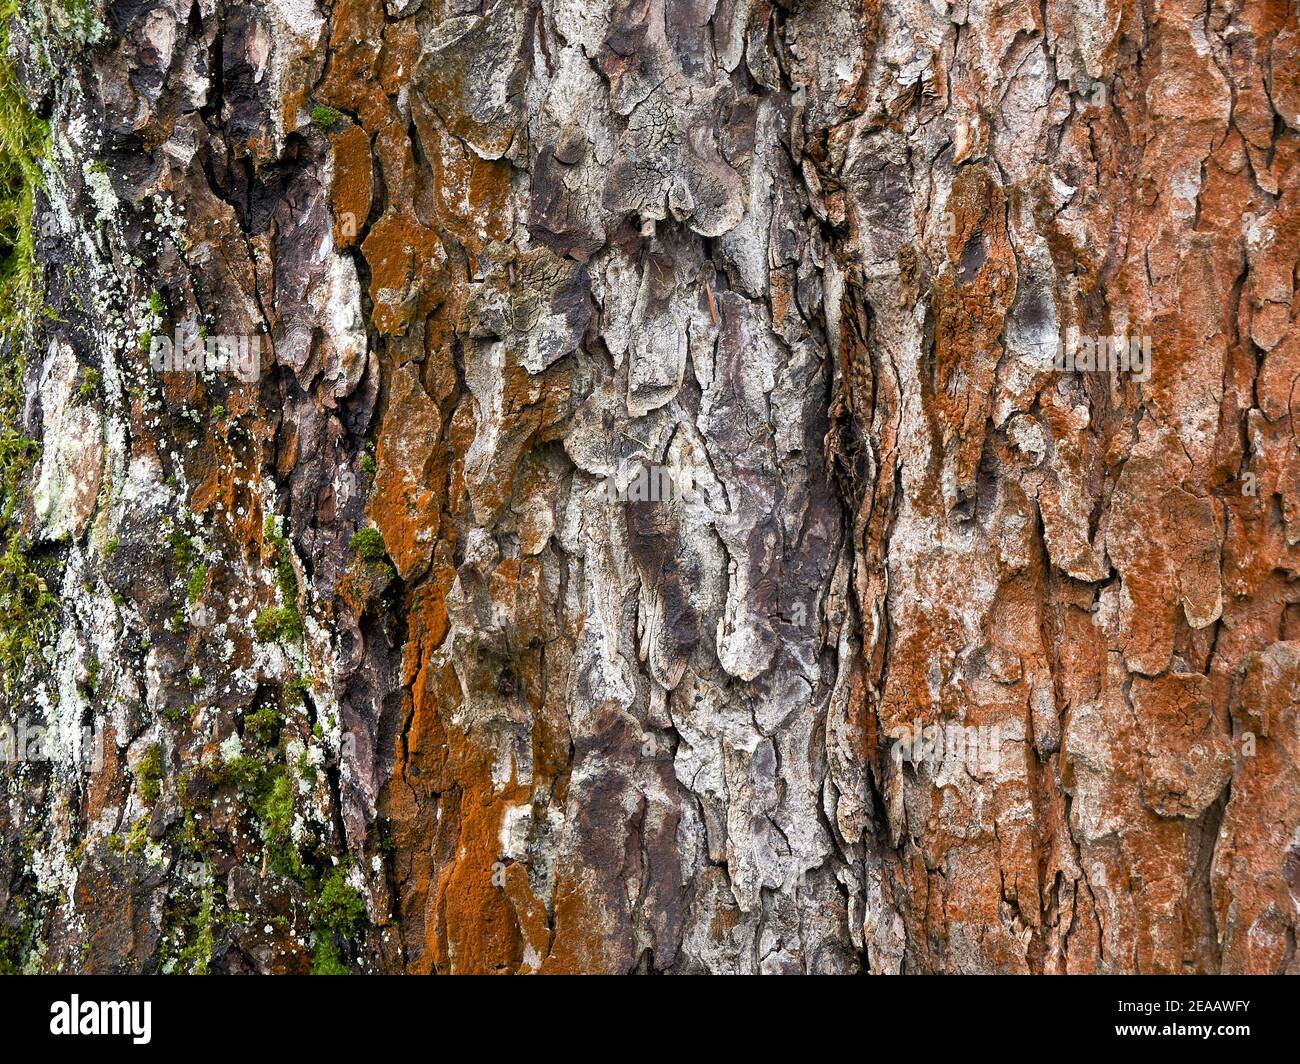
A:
[1,0,1297,974]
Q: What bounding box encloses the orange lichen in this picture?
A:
[359,214,446,336]
[328,124,373,249]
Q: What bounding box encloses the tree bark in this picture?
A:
[1,0,1297,975]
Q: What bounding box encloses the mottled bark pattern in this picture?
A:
[1,0,1298,974]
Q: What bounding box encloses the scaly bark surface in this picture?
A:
[1,0,1297,974]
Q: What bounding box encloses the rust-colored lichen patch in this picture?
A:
[360,214,446,336]
[329,124,373,249]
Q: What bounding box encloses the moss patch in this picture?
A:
[185,560,207,605]
[311,866,365,975]
[253,604,302,643]
[310,105,342,130]
[49,0,105,47]
[254,515,302,643]
[263,513,298,600]
[244,704,283,746]
[135,743,162,803]
[170,877,221,976]
[74,365,97,402]
[349,526,386,561]
[0,0,54,695]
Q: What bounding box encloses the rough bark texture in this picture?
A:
[1,0,1298,975]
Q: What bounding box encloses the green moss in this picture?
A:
[263,514,298,598]
[315,866,365,934]
[0,6,45,308]
[310,933,348,975]
[253,604,302,643]
[0,934,19,974]
[186,560,206,605]
[125,816,149,856]
[349,526,386,561]
[166,526,198,570]
[0,0,54,696]
[174,882,215,975]
[136,743,162,804]
[253,761,306,879]
[295,747,317,783]
[81,651,99,694]
[256,514,303,643]
[310,105,342,129]
[49,0,105,47]
[195,754,306,878]
[276,553,296,602]
[203,754,261,792]
[0,847,39,973]
[244,704,283,745]
[258,766,293,835]
[359,453,376,476]
[103,535,118,556]
[75,366,97,403]
[173,711,371,973]
[165,522,211,624]
[310,866,365,974]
